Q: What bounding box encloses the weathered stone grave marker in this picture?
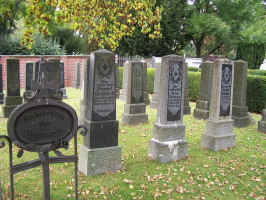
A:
[183,63,191,114]
[149,55,188,163]
[73,62,81,89]
[232,60,253,127]
[60,62,67,98]
[0,64,4,104]
[121,61,148,125]
[0,59,81,200]
[79,49,121,175]
[201,59,235,151]
[150,58,161,109]
[258,109,266,133]
[23,62,34,100]
[2,59,23,117]
[193,61,214,119]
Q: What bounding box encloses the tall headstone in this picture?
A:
[150,60,162,109]
[23,62,34,100]
[193,61,214,119]
[73,62,81,89]
[59,62,67,98]
[0,64,4,104]
[201,59,235,151]
[148,55,188,163]
[258,109,266,133]
[2,59,23,117]
[119,64,128,101]
[79,49,121,176]
[116,66,120,98]
[121,61,148,125]
[232,60,253,127]
[183,64,191,115]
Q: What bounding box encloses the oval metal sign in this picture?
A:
[7,99,78,152]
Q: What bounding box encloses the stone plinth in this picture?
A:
[79,49,121,176]
[148,55,188,163]
[201,59,235,151]
[2,59,23,117]
[232,60,252,127]
[258,109,266,133]
[193,61,214,119]
[121,61,148,125]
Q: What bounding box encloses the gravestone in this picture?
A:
[73,62,81,89]
[149,55,188,163]
[116,66,120,98]
[183,63,191,114]
[0,64,4,104]
[193,61,214,119]
[143,64,150,105]
[119,64,129,101]
[2,59,23,118]
[258,109,266,133]
[201,59,235,151]
[121,61,148,125]
[150,59,162,109]
[232,60,253,127]
[79,49,121,176]
[23,62,34,100]
[59,62,67,98]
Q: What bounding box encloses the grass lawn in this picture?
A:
[0,88,265,200]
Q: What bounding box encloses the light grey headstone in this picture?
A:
[148,55,188,163]
[232,60,253,127]
[79,49,121,176]
[119,64,128,101]
[201,59,235,151]
[121,61,148,125]
[150,60,162,109]
[258,109,266,133]
[2,59,23,117]
[193,61,214,119]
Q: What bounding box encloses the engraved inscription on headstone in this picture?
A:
[167,61,183,121]
[93,61,116,121]
[131,63,144,103]
[220,64,232,117]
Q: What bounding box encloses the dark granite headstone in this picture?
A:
[183,64,191,114]
[2,59,23,117]
[79,49,121,176]
[0,64,4,104]
[220,64,232,117]
[23,62,34,101]
[59,62,67,98]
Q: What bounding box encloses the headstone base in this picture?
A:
[121,104,148,125]
[150,93,159,109]
[0,93,4,104]
[3,96,23,117]
[258,121,266,133]
[232,105,252,127]
[201,120,235,151]
[193,100,209,119]
[148,123,187,163]
[78,145,121,176]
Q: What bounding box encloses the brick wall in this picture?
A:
[0,55,88,90]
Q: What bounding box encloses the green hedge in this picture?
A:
[248,69,266,76]
[118,67,266,113]
[188,67,201,72]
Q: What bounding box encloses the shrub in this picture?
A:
[187,72,201,101]
[188,67,201,72]
[248,69,266,76]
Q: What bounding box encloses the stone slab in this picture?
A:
[121,113,148,125]
[258,121,266,133]
[78,145,121,176]
[201,120,235,151]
